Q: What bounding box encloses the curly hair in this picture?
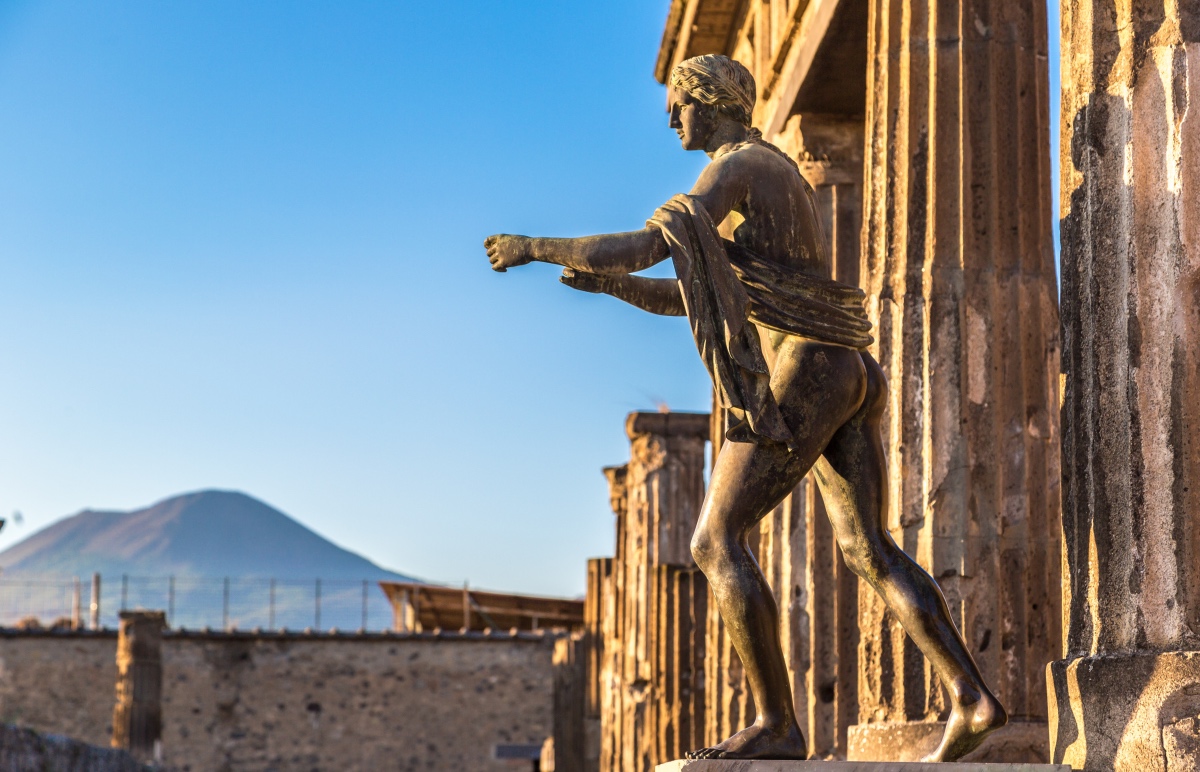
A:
[668,54,756,127]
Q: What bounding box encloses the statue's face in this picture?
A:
[668,85,718,151]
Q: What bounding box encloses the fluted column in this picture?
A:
[693,112,866,761]
[1049,3,1200,770]
[701,441,859,759]
[709,32,868,767]
[852,0,1061,761]
[598,412,709,772]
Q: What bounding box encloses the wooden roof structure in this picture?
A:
[378,581,584,633]
[654,0,868,138]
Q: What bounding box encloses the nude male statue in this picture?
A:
[485,55,1005,762]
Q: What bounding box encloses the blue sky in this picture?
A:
[0,2,1060,597]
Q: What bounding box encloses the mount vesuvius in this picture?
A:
[0,490,417,580]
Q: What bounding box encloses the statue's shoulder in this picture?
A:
[713,139,765,162]
[719,137,807,188]
[717,140,794,172]
[708,142,768,179]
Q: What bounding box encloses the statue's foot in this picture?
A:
[919,689,1008,762]
[685,722,807,761]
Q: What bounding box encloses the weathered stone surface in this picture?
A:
[1058,0,1200,659]
[1047,652,1200,772]
[655,760,1068,772]
[859,0,1060,733]
[111,610,164,761]
[848,720,1050,763]
[1054,0,1200,770]
[586,557,613,772]
[599,412,710,772]
[0,722,148,772]
[551,633,587,772]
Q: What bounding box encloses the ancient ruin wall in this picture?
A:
[0,631,116,745]
[0,630,554,772]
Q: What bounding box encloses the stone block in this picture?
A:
[847,720,1049,763]
[656,760,1068,772]
[1047,651,1200,771]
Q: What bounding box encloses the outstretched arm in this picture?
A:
[485,150,750,274]
[485,228,669,275]
[559,269,685,316]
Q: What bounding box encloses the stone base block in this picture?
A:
[1048,650,1200,771]
[847,720,1049,763]
[656,761,1067,771]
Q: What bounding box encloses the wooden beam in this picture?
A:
[761,0,843,138]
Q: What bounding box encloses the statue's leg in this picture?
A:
[813,351,1007,762]
[687,339,866,761]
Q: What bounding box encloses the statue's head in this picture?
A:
[668,54,755,151]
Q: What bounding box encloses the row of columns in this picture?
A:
[725,2,1060,760]
[593,413,710,772]
[595,0,1200,767]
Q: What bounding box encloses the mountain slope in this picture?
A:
[0,490,416,580]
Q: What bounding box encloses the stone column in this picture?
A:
[598,411,710,772]
[697,113,866,761]
[653,564,708,764]
[585,557,613,772]
[1049,3,1200,770]
[852,0,1061,762]
[111,610,165,761]
[599,470,627,772]
[702,423,860,759]
[550,633,587,772]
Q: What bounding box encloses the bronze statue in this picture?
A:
[485,55,1005,762]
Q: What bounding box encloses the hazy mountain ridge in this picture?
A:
[0,490,416,581]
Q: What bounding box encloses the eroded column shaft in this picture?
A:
[1052,3,1200,770]
[598,412,709,772]
[697,115,865,761]
[855,0,1060,760]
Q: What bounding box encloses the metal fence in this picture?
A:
[0,574,396,632]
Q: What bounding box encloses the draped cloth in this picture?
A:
[648,194,874,451]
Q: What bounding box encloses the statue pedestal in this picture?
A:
[848,720,1050,763]
[656,762,1068,771]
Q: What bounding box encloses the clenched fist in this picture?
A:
[484,234,534,272]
